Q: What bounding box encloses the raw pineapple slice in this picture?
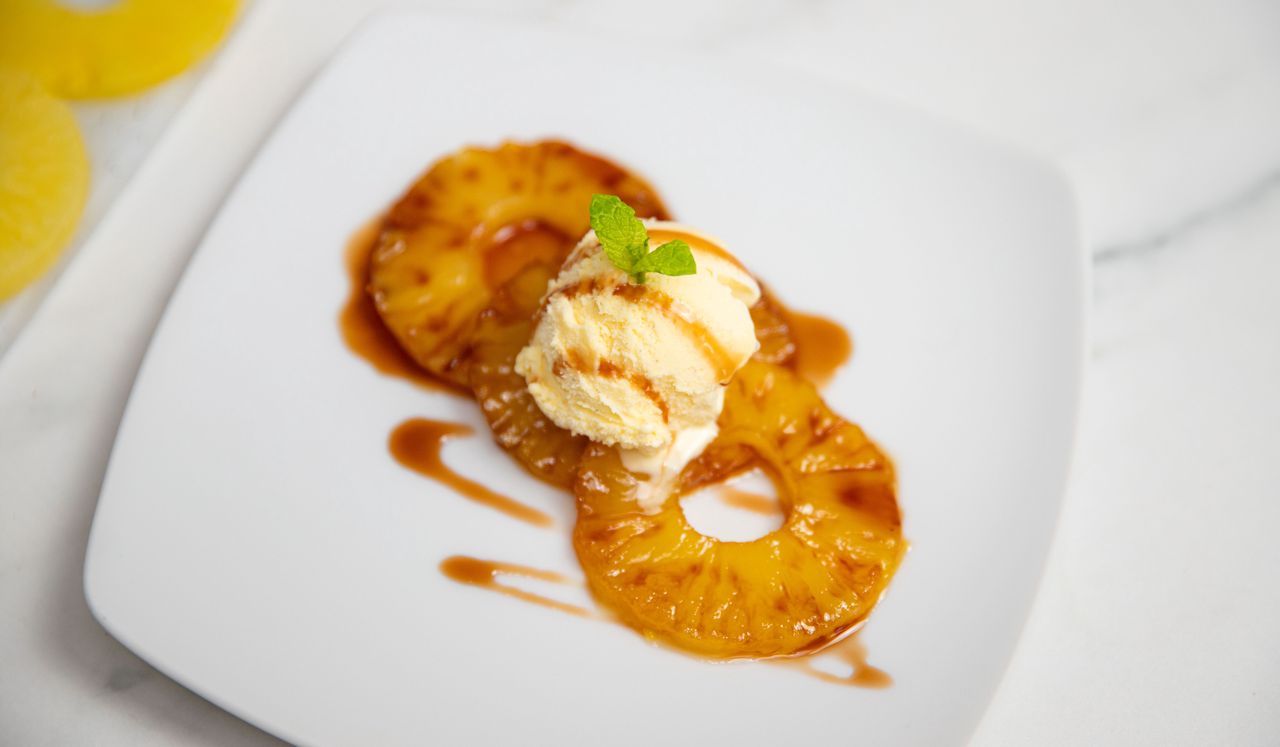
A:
[0,68,89,300]
[574,359,903,658]
[0,0,240,99]
[368,141,668,387]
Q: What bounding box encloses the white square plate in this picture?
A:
[86,11,1083,746]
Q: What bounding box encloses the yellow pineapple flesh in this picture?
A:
[0,0,240,99]
[0,68,89,300]
[573,359,903,658]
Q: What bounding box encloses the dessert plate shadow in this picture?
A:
[85,10,1084,746]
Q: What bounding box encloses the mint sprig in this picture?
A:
[589,194,696,284]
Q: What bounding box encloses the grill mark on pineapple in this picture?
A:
[837,483,901,528]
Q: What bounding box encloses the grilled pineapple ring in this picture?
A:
[368,141,668,387]
[573,360,903,658]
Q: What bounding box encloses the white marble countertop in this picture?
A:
[2,0,1278,744]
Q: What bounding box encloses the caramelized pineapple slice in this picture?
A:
[0,68,88,300]
[574,360,902,658]
[0,0,240,99]
[470,314,588,489]
[749,285,798,367]
[368,141,668,387]
[468,261,588,488]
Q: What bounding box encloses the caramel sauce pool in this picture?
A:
[388,418,553,528]
[788,310,853,386]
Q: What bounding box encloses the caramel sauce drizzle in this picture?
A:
[611,283,740,382]
[717,485,781,516]
[548,350,671,424]
[439,556,591,618]
[439,552,892,689]
[439,552,891,689]
[648,227,747,272]
[547,271,738,383]
[388,418,553,528]
[596,359,670,423]
[781,633,893,689]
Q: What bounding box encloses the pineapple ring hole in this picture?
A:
[478,217,573,290]
[679,468,786,542]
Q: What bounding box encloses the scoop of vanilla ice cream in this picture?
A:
[515,221,760,507]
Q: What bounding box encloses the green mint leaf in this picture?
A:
[634,239,697,277]
[589,195,698,283]
[590,194,648,271]
[603,237,640,276]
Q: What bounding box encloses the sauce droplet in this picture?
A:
[440,555,591,618]
[340,219,466,394]
[389,418,553,527]
[788,310,853,386]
